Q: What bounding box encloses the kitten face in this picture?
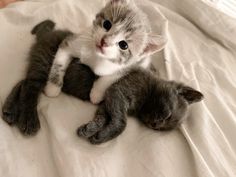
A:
[92,0,149,64]
[140,82,203,130]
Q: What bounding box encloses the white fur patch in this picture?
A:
[55,49,71,65]
[139,56,151,69]
[90,73,123,104]
[90,87,104,104]
[45,48,72,98]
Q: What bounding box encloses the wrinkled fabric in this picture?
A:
[0,0,236,177]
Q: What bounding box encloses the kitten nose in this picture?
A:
[101,37,108,47]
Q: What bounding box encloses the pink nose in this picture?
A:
[100,37,107,47]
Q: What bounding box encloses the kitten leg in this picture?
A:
[44,47,72,97]
[77,104,108,138]
[90,73,122,104]
[2,79,44,135]
[88,112,127,144]
[89,95,128,144]
[17,79,43,135]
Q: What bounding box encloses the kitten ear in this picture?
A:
[178,86,204,104]
[140,35,167,58]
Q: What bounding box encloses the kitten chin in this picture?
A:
[92,60,124,76]
[95,46,119,59]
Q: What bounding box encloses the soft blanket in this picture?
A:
[0,0,236,176]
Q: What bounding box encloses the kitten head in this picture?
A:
[92,0,166,65]
[140,81,204,130]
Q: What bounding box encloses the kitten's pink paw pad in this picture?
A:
[44,82,61,97]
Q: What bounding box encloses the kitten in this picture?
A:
[44,0,167,104]
[2,20,96,135]
[77,68,204,144]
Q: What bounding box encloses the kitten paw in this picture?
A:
[44,82,61,97]
[77,124,92,138]
[77,122,100,138]
[2,108,18,125]
[2,99,20,125]
[89,88,104,105]
[88,133,107,144]
[17,109,40,135]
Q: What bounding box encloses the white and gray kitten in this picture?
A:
[44,0,166,104]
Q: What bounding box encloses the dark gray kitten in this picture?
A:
[2,20,96,135]
[77,68,204,144]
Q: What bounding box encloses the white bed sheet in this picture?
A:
[0,0,236,176]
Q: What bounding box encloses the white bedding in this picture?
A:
[0,0,236,176]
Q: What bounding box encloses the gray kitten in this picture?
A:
[78,68,204,144]
[2,20,96,135]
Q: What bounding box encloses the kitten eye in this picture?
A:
[118,40,128,50]
[103,20,112,31]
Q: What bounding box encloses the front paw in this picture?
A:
[44,82,61,98]
[77,121,99,138]
[88,133,109,145]
[89,88,104,105]
[17,109,40,135]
